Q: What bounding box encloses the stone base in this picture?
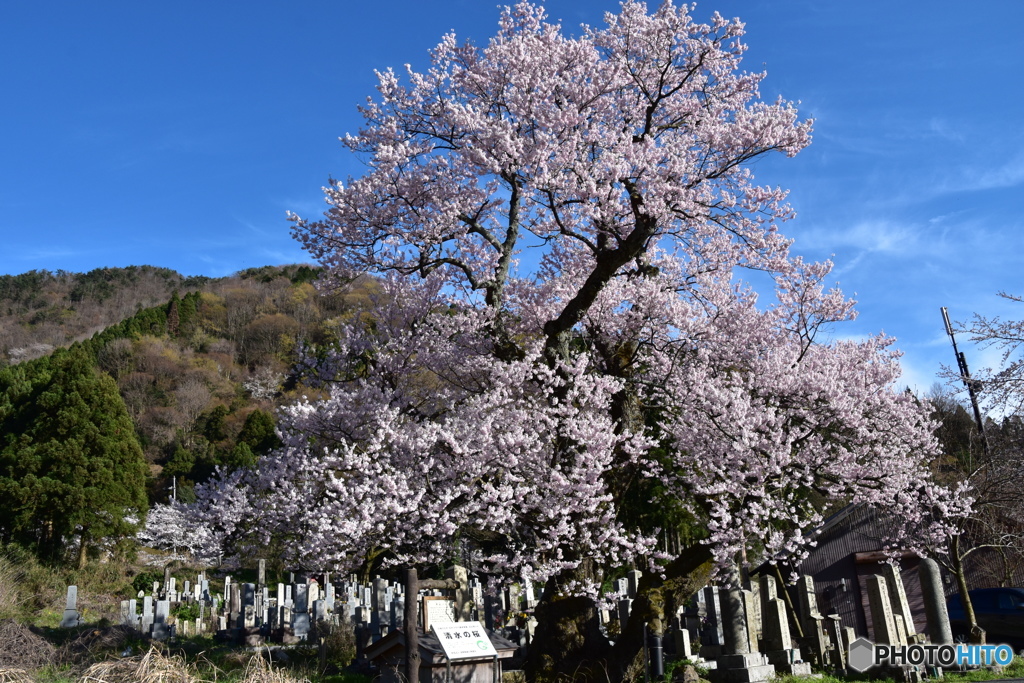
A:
[764,648,803,667]
[718,653,768,669]
[708,664,776,683]
[281,630,303,645]
[775,662,814,676]
[709,653,776,683]
[242,627,264,647]
[701,645,724,659]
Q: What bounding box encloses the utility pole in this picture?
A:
[941,307,989,456]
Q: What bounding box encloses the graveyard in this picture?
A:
[3,0,1024,682]
[3,547,1023,683]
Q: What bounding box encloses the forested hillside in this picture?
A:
[0,264,381,566]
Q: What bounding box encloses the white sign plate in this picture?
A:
[431,621,498,659]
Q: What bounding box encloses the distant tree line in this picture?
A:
[0,264,379,566]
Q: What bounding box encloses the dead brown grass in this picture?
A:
[77,646,196,683]
[239,654,311,683]
[75,646,311,683]
[0,620,56,669]
[0,669,34,683]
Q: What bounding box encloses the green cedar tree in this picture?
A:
[0,346,148,567]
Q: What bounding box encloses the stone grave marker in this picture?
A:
[60,586,80,628]
[882,563,916,639]
[866,574,898,644]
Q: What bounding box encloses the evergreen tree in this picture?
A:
[167,292,181,337]
[0,346,148,567]
[237,409,281,455]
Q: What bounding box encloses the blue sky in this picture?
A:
[2,1,1022,395]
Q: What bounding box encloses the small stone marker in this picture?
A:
[60,586,80,628]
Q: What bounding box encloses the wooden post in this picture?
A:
[404,570,461,683]
[773,564,804,639]
[405,568,419,683]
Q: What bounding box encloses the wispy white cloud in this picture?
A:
[962,154,1024,192]
[798,219,926,258]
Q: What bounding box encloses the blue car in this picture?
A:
[947,588,1024,648]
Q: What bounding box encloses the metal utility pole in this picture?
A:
[941,307,989,456]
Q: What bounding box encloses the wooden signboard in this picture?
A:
[422,595,456,630]
[432,621,498,660]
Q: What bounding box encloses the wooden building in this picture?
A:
[755,504,1024,639]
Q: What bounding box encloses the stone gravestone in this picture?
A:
[293,583,310,640]
[827,615,847,672]
[626,569,642,599]
[618,598,632,634]
[153,600,171,640]
[698,585,725,657]
[325,582,336,612]
[142,596,154,634]
[882,563,917,640]
[711,588,775,683]
[866,574,899,644]
[674,626,693,660]
[60,586,80,628]
[795,575,820,638]
[761,596,791,651]
[742,590,760,653]
[120,600,134,628]
[795,575,829,665]
[390,596,404,631]
[918,558,952,644]
[722,588,751,655]
[759,594,812,676]
[446,565,472,621]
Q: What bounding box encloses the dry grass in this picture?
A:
[240,654,312,683]
[0,670,34,683]
[75,646,312,683]
[0,620,56,670]
[78,647,196,683]
[0,556,28,619]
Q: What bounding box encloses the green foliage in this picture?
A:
[132,569,163,595]
[224,441,256,470]
[164,446,197,478]
[237,409,281,455]
[0,347,148,565]
[199,405,230,443]
[172,601,200,621]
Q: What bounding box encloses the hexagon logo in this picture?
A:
[848,637,876,673]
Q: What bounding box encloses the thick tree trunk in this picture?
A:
[525,546,713,683]
[525,559,613,682]
[607,545,714,683]
[77,529,89,570]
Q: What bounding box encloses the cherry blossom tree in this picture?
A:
[195,2,963,678]
[137,501,220,563]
